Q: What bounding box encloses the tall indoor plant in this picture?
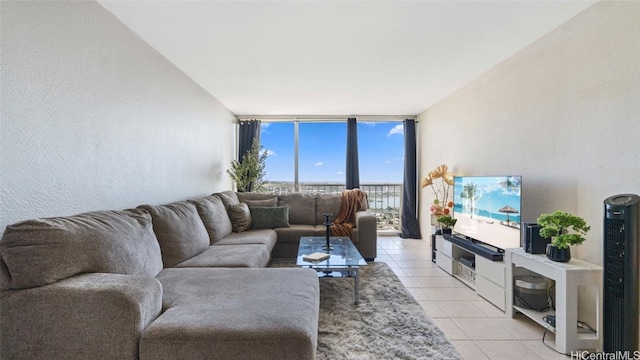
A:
[537,210,591,262]
[226,138,268,192]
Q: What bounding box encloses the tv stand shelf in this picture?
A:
[435,235,506,311]
[505,248,602,354]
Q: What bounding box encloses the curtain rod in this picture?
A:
[235,115,416,122]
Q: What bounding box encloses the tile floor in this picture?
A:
[376,235,568,360]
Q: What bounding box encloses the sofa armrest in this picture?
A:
[1,273,162,360]
[354,210,377,260]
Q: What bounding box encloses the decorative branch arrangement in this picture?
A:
[421,164,455,215]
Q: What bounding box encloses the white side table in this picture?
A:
[505,248,602,354]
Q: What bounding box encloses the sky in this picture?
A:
[260,121,405,183]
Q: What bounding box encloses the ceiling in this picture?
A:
[98,1,596,117]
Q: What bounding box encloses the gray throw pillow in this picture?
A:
[217,190,240,209]
[228,203,252,232]
[244,197,277,208]
[250,205,290,229]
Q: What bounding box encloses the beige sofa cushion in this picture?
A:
[275,225,317,244]
[0,209,163,289]
[189,195,232,243]
[236,192,278,203]
[142,267,319,360]
[174,244,271,268]
[215,230,277,248]
[216,190,240,208]
[227,203,252,232]
[278,193,317,225]
[244,197,277,207]
[315,193,343,225]
[138,201,210,268]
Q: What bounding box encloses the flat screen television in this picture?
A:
[452,175,522,251]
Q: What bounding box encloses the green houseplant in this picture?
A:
[536,210,591,262]
[436,215,457,234]
[226,138,268,192]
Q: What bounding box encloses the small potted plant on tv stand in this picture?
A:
[436,215,457,235]
[537,210,591,262]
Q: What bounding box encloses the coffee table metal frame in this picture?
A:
[296,236,367,304]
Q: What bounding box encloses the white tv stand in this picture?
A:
[435,234,604,354]
[435,234,507,311]
[505,248,602,354]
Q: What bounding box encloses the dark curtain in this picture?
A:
[346,118,360,189]
[238,120,261,161]
[401,119,422,239]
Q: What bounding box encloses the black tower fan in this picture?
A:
[604,194,640,352]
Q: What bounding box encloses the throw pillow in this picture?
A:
[228,202,252,232]
[189,195,233,243]
[250,205,290,229]
[216,190,240,208]
[244,197,277,208]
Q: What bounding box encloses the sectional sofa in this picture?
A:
[0,190,377,359]
[233,191,377,260]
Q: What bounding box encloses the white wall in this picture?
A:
[0,1,236,229]
[418,1,640,265]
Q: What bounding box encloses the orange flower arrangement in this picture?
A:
[421,164,455,215]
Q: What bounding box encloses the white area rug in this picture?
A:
[270,261,461,359]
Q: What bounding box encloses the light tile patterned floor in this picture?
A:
[376,236,567,360]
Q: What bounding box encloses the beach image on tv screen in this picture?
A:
[453,176,522,250]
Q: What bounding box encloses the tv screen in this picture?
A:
[452,175,522,251]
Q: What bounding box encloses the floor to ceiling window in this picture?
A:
[357,122,404,183]
[259,119,404,231]
[357,121,404,231]
[298,122,346,183]
[261,122,295,186]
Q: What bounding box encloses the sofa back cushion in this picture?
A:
[216,190,240,209]
[138,201,209,267]
[0,209,163,289]
[316,192,368,225]
[244,198,278,207]
[278,193,317,225]
[237,192,278,204]
[189,195,233,243]
[315,193,343,225]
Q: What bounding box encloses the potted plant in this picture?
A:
[226,138,268,192]
[536,210,591,262]
[436,215,457,235]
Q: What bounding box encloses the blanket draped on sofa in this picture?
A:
[330,189,367,237]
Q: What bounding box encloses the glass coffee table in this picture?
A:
[296,236,367,304]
